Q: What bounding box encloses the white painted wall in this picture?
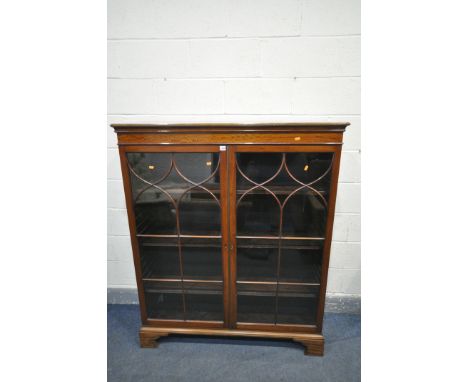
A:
[107,0,360,297]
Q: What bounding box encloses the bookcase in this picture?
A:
[112,122,348,355]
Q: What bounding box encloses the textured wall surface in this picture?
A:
[108,0,360,297]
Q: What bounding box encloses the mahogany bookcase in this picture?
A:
[112,122,348,356]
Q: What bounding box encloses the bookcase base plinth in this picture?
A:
[139,326,324,356]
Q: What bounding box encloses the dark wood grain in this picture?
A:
[229,144,338,335]
[219,149,231,328]
[118,146,148,323]
[315,147,343,332]
[114,123,347,356]
[116,132,343,145]
[140,325,324,355]
[227,147,238,329]
[294,337,325,356]
[112,122,349,132]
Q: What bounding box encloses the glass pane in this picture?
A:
[181,238,222,280]
[236,283,319,325]
[144,280,223,321]
[140,237,179,279]
[277,285,319,325]
[237,282,276,324]
[280,245,322,284]
[179,190,220,235]
[144,281,184,320]
[128,151,223,323]
[139,237,223,281]
[236,240,322,283]
[128,152,173,185]
[235,151,332,327]
[277,297,317,325]
[236,152,332,239]
[236,153,283,187]
[186,283,224,321]
[237,237,277,282]
[237,294,276,324]
[282,192,327,237]
[237,193,280,236]
[174,153,220,184]
[127,152,221,236]
[285,152,332,187]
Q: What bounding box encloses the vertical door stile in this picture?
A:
[227,146,238,329]
[118,146,149,323]
[124,146,226,326]
[232,145,335,330]
[315,147,342,331]
[219,148,230,328]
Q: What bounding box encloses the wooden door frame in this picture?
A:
[227,144,342,334]
[118,144,230,329]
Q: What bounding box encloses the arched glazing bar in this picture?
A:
[235,152,333,324]
[127,152,221,321]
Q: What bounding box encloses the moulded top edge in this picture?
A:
[111,122,349,131]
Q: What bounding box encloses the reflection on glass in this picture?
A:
[237,153,283,186]
[139,237,223,281]
[144,280,185,320]
[146,293,184,320]
[144,280,223,321]
[282,192,327,237]
[277,284,319,325]
[237,193,280,236]
[236,283,319,325]
[140,240,179,279]
[237,246,277,282]
[128,152,221,236]
[186,292,223,321]
[236,151,333,326]
[179,190,220,235]
[277,295,317,325]
[280,247,322,283]
[237,295,276,323]
[236,152,332,239]
[182,244,222,280]
[286,153,333,186]
[128,152,223,322]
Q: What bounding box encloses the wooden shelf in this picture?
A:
[237,235,325,241]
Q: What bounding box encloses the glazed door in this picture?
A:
[228,146,337,330]
[123,146,229,327]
